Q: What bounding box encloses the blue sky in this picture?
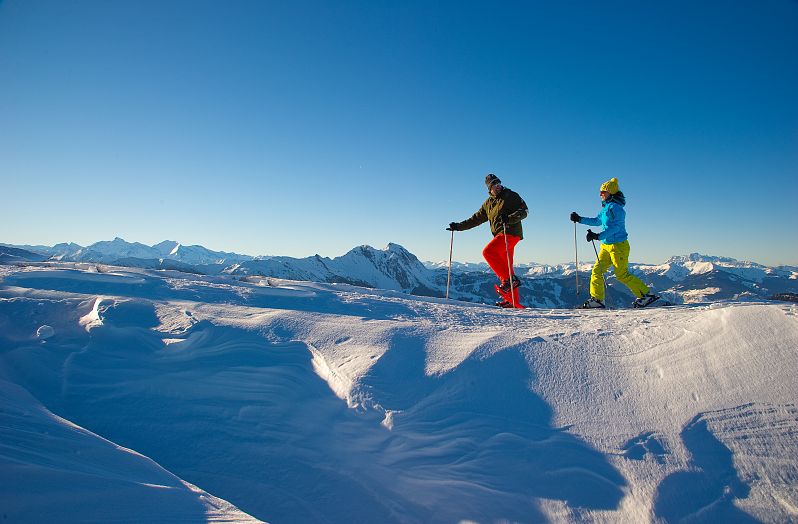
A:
[2,0,796,265]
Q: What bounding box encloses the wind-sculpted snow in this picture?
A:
[2,263,798,522]
[0,379,260,523]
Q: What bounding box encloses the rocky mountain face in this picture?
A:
[224,243,439,296]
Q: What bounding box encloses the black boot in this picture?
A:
[498,275,521,293]
[579,297,606,309]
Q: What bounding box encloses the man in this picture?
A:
[447,174,528,308]
[570,177,659,308]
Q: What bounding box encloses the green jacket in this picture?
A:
[458,187,529,239]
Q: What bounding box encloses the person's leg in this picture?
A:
[485,235,524,306]
[505,236,522,303]
[590,244,612,301]
[482,234,520,281]
[483,235,509,280]
[608,240,649,298]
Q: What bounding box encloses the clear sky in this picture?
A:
[2,0,797,266]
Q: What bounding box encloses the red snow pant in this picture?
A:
[483,234,522,305]
[483,233,521,281]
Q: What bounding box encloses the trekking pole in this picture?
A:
[591,237,608,305]
[502,223,516,309]
[446,229,454,300]
[574,222,579,296]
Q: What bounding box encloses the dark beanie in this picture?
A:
[485,174,501,188]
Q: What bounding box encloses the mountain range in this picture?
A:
[3,239,797,308]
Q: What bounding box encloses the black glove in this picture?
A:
[497,214,509,227]
[446,222,461,231]
[570,212,581,223]
[586,229,600,242]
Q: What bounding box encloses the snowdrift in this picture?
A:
[1,264,797,523]
[0,379,258,523]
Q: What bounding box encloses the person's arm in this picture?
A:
[457,205,488,230]
[579,213,601,227]
[506,196,528,224]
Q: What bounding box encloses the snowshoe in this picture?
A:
[579,297,606,309]
[498,275,522,293]
[494,283,526,309]
[632,294,661,308]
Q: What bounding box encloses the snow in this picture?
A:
[681,287,723,303]
[7,240,798,307]
[0,379,260,523]
[229,244,437,295]
[425,260,490,272]
[35,325,54,339]
[22,238,253,266]
[2,263,798,523]
[644,263,691,282]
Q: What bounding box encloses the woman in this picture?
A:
[571,177,659,308]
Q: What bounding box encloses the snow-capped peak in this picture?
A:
[666,253,757,267]
[153,240,180,256]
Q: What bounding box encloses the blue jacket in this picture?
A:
[579,192,628,244]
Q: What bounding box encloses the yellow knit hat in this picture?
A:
[600,177,619,194]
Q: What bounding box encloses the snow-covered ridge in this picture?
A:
[4,237,253,266]
[429,252,796,283]
[218,242,438,296]
[0,245,48,263]
[4,240,798,307]
[1,264,797,522]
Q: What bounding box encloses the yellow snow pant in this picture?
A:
[590,240,649,301]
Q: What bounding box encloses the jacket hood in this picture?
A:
[604,191,626,206]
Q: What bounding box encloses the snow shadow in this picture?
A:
[622,431,669,464]
[653,414,757,523]
[98,298,161,328]
[353,333,627,522]
[0,380,218,524]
